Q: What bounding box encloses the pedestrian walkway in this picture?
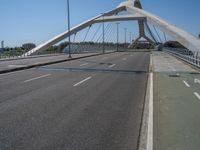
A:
[153,51,200,150]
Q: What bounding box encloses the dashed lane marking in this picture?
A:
[194,92,200,100]
[73,76,92,87]
[24,74,51,83]
[80,63,89,66]
[183,80,190,88]
[108,64,116,68]
[194,79,200,85]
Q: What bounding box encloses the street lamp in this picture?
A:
[67,0,72,58]
[129,31,132,44]
[102,13,105,54]
[116,23,120,52]
[124,28,127,48]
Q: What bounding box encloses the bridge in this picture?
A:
[0,0,200,150]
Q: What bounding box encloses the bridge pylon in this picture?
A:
[128,0,155,48]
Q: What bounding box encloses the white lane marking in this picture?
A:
[122,58,127,61]
[194,79,200,85]
[80,63,89,66]
[108,64,116,68]
[147,72,153,150]
[8,65,26,68]
[183,80,190,88]
[24,74,51,83]
[73,77,92,87]
[194,92,200,100]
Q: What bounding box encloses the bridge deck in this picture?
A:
[0,52,149,150]
[0,53,101,74]
[153,51,200,150]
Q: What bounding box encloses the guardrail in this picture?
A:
[164,48,200,68]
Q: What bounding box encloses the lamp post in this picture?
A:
[116,23,120,52]
[129,31,132,44]
[124,28,127,48]
[102,14,105,54]
[67,0,72,58]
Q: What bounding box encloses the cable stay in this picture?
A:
[144,22,158,43]
[153,25,162,43]
[96,23,111,43]
[73,33,76,43]
[90,24,102,42]
[163,32,167,42]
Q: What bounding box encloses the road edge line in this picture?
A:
[138,53,153,150]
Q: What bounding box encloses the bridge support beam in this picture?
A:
[123,1,200,53]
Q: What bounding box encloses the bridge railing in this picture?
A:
[164,47,200,68]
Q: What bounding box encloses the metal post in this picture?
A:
[67,0,72,58]
[129,32,132,44]
[102,14,105,54]
[124,28,127,48]
[132,34,135,41]
[116,23,120,52]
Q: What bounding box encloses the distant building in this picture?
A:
[22,43,36,50]
[1,41,4,49]
[0,41,4,52]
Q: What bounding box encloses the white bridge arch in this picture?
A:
[25,0,200,56]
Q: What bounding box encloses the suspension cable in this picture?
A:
[96,23,111,43]
[153,25,162,43]
[73,33,76,43]
[91,24,102,41]
[73,26,92,53]
[144,22,158,43]
[163,32,167,42]
[104,24,113,41]
[83,25,92,42]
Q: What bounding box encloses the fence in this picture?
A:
[164,47,200,68]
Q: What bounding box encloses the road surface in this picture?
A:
[0,52,150,150]
[153,51,200,150]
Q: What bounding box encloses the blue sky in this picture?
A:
[0,0,199,47]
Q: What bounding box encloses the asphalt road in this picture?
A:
[0,52,150,150]
[0,53,99,72]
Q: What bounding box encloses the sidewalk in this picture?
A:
[153,51,200,150]
[0,52,103,74]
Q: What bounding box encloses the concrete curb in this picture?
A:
[0,52,115,74]
[137,53,153,150]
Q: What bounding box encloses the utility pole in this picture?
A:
[102,14,105,54]
[116,23,120,52]
[67,0,72,58]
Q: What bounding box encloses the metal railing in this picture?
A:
[0,50,27,60]
[164,47,200,68]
